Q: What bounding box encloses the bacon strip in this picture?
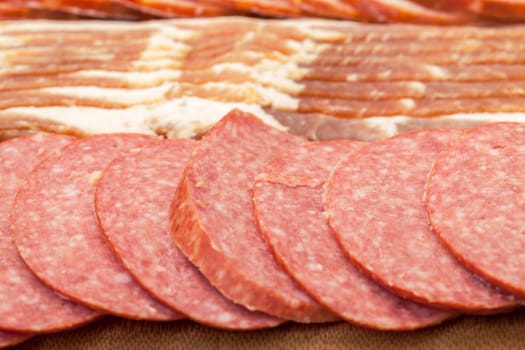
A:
[5,0,148,19]
[1,18,525,141]
[5,0,523,22]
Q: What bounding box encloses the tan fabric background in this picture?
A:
[12,308,525,349]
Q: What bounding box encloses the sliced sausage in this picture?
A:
[253,140,453,330]
[11,134,183,321]
[427,122,525,298]
[170,109,337,323]
[0,134,100,333]
[95,139,282,329]
[324,129,519,312]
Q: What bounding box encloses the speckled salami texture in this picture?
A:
[324,129,519,312]
[253,140,452,330]
[170,109,336,323]
[95,139,281,330]
[0,134,100,333]
[427,122,525,298]
[11,134,182,321]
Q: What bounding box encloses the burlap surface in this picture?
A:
[10,308,525,350]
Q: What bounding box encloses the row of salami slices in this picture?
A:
[3,0,525,23]
[0,109,524,347]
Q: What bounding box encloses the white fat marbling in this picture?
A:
[1,96,286,138]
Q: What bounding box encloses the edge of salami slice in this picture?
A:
[253,140,453,330]
[170,109,337,323]
[426,122,525,299]
[0,134,101,333]
[95,138,282,330]
[11,133,183,321]
[0,330,32,348]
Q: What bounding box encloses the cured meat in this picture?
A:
[300,0,362,19]
[426,122,525,298]
[324,129,519,312]
[0,331,31,348]
[5,0,525,22]
[95,139,282,330]
[2,1,108,19]
[0,3,87,19]
[19,0,147,19]
[471,0,525,20]
[2,19,525,141]
[199,0,301,16]
[297,96,525,118]
[309,50,525,67]
[0,134,101,332]
[350,0,471,24]
[253,141,453,330]
[170,109,337,322]
[302,64,525,83]
[117,0,230,17]
[11,134,183,321]
[300,80,525,100]
[313,39,525,60]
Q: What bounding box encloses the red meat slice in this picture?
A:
[0,134,100,333]
[324,129,519,312]
[427,122,525,298]
[170,109,337,323]
[95,139,282,329]
[11,134,183,321]
[253,140,453,330]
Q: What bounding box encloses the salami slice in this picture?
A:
[0,134,100,333]
[426,122,525,298]
[324,129,519,312]
[95,139,281,329]
[253,141,453,330]
[11,134,182,321]
[170,109,336,323]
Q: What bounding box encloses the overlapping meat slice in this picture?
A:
[95,139,282,329]
[0,2,87,19]
[468,0,525,20]
[349,0,472,24]
[0,134,101,333]
[427,122,525,298]
[253,140,453,330]
[199,0,301,16]
[5,0,525,22]
[300,0,362,19]
[170,109,337,323]
[6,0,147,19]
[324,129,519,312]
[302,64,525,83]
[117,0,231,17]
[298,96,525,118]
[11,134,183,321]
[2,19,525,139]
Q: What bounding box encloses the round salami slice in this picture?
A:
[170,109,337,323]
[324,129,519,312]
[0,134,100,333]
[11,134,182,321]
[95,139,282,329]
[427,122,525,298]
[253,140,453,330]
